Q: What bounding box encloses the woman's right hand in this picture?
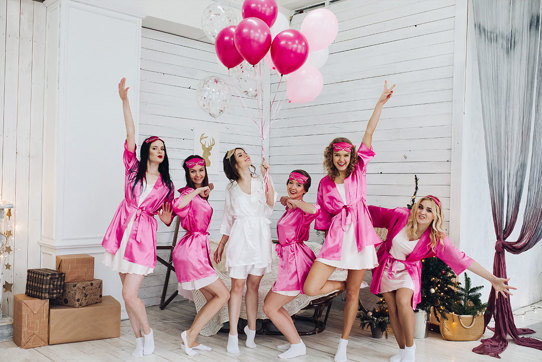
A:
[197,186,211,198]
[118,77,129,102]
[214,242,225,264]
[280,196,289,206]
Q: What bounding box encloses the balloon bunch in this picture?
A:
[214,0,338,104]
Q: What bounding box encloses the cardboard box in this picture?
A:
[13,294,49,348]
[49,295,120,344]
[56,254,94,282]
[25,268,65,299]
[54,279,102,308]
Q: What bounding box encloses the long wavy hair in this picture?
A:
[406,196,446,250]
[223,147,256,182]
[129,137,173,199]
[183,155,209,194]
[323,137,358,180]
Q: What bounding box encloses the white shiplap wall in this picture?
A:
[0,0,46,316]
[138,28,266,304]
[269,0,456,236]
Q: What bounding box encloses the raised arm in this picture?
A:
[261,157,275,207]
[362,81,395,149]
[285,198,318,214]
[175,187,210,210]
[467,261,516,299]
[119,77,136,152]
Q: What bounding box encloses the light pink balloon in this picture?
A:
[234,17,271,65]
[287,65,323,103]
[300,8,338,51]
[242,0,278,28]
[216,26,244,69]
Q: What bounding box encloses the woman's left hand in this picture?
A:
[261,156,270,176]
[159,202,174,225]
[377,80,396,106]
[491,277,517,299]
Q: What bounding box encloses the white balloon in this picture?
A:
[271,12,289,38]
[201,3,240,42]
[306,47,329,68]
[230,62,261,98]
[197,76,230,118]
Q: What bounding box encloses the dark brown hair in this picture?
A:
[287,169,312,192]
[223,147,256,182]
[323,137,358,180]
[182,155,209,192]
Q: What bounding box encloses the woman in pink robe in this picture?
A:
[263,170,319,359]
[171,155,230,357]
[102,78,175,357]
[303,82,395,362]
[369,196,514,362]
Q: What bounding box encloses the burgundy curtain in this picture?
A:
[472,0,542,357]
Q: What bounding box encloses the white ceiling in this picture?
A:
[276,0,326,10]
[142,0,328,42]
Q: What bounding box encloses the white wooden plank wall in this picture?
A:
[0,0,46,316]
[139,28,264,304]
[269,0,456,237]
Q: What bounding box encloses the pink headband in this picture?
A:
[425,195,441,208]
[185,158,206,168]
[145,136,162,144]
[333,142,353,153]
[289,172,308,184]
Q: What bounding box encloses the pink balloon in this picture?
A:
[300,8,338,51]
[287,65,323,103]
[216,26,244,69]
[242,0,278,28]
[263,50,276,70]
[234,17,271,65]
[271,30,309,75]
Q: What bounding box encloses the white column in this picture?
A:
[41,0,142,316]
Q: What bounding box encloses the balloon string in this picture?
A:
[269,75,282,114]
[258,63,270,192]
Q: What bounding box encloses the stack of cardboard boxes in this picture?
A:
[13,254,121,348]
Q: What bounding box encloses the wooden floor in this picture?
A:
[2,298,541,362]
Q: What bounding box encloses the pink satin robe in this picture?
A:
[315,143,382,260]
[102,141,174,268]
[171,187,216,284]
[273,205,320,294]
[369,206,474,309]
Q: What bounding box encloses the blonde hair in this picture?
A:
[406,197,446,250]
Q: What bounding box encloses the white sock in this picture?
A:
[403,344,416,362]
[244,325,257,348]
[389,348,404,362]
[143,329,155,355]
[193,343,212,351]
[277,343,290,351]
[181,330,198,357]
[279,340,306,359]
[132,337,144,357]
[227,334,240,353]
[334,338,348,362]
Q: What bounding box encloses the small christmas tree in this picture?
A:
[450,273,487,315]
[359,297,390,338]
[418,257,460,321]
